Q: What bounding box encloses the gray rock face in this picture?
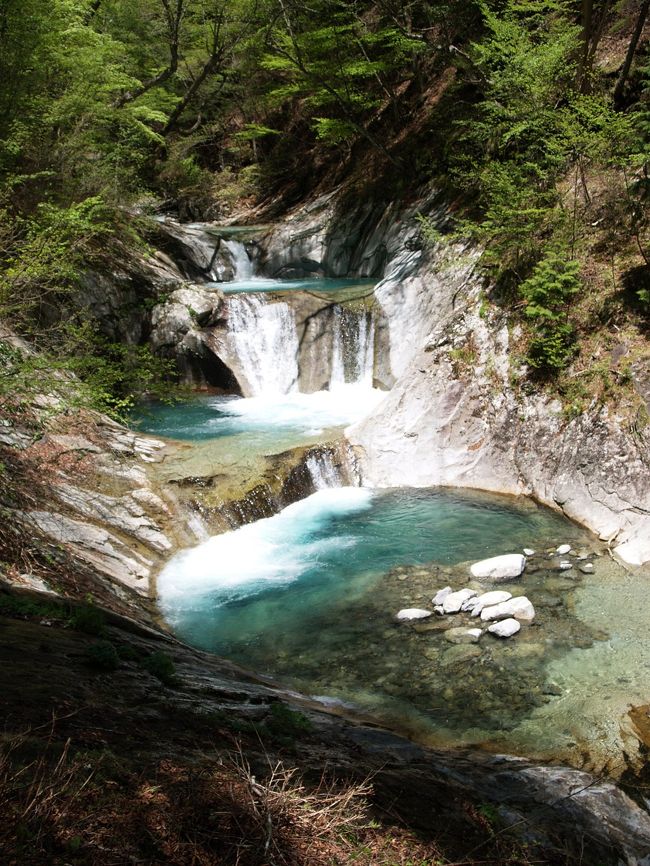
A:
[470,554,526,581]
[346,236,650,566]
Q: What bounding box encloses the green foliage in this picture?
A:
[84,640,120,671]
[520,251,581,373]
[262,9,423,145]
[0,593,64,621]
[143,650,177,685]
[69,602,106,637]
[265,702,313,741]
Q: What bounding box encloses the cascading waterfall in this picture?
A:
[222,239,253,280]
[329,307,375,388]
[225,295,299,395]
[305,450,342,490]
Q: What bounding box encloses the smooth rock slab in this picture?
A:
[442,588,478,614]
[396,608,432,621]
[488,618,521,638]
[481,596,536,623]
[469,554,526,581]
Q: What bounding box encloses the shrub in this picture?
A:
[143,650,177,685]
[84,640,119,671]
[520,251,581,375]
[69,602,106,636]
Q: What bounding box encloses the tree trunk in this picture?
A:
[614,0,650,105]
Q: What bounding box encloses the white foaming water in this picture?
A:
[157,487,375,610]
[225,294,299,395]
[222,239,253,280]
[306,451,342,489]
[216,384,386,433]
[330,307,375,388]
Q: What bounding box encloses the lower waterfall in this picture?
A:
[224,294,300,395]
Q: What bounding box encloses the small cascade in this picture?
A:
[329,306,375,388]
[306,450,342,490]
[225,295,299,395]
[222,239,254,280]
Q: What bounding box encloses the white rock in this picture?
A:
[480,596,536,623]
[461,596,480,612]
[559,561,573,571]
[470,590,513,617]
[556,544,571,555]
[442,588,478,614]
[434,605,445,615]
[432,586,452,605]
[470,554,526,581]
[579,563,595,574]
[396,608,433,621]
[488,618,521,638]
[523,548,535,556]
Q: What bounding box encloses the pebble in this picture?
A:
[556,544,571,555]
[559,560,573,571]
[579,563,594,574]
[523,548,535,556]
[487,618,521,638]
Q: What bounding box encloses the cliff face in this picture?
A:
[251,189,650,566]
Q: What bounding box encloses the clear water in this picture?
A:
[157,487,643,767]
[209,277,376,295]
[133,386,386,445]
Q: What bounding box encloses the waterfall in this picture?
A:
[329,307,375,388]
[225,295,299,395]
[306,450,342,490]
[222,239,253,280]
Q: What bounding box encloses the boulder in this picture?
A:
[488,618,521,638]
[396,608,432,621]
[432,586,452,605]
[480,596,536,623]
[469,590,512,618]
[470,554,526,581]
[442,588,478,614]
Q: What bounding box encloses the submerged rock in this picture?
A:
[444,627,483,645]
[488,618,521,638]
[470,553,526,581]
[396,608,432,621]
[579,562,595,574]
[556,544,571,555]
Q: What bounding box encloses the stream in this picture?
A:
[139,220,650,775]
